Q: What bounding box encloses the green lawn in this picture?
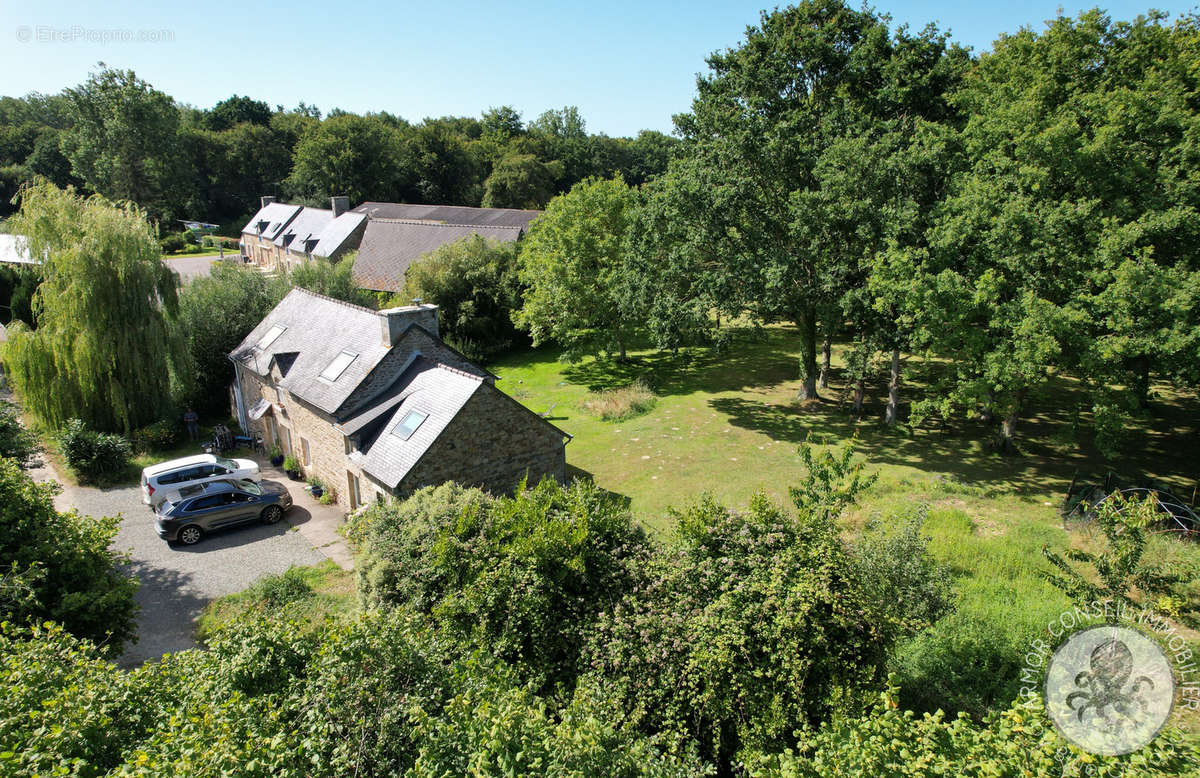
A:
[490,325,1200,725]
[489,325,1200,530]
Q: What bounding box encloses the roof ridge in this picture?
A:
[369,218,523,230]
[430,361,486,382]
[290,285,379,315]
[356,201,542,215]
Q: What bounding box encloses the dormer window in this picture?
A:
[391,410,427,440]
[320,350,358,381]
[256,324,286,350]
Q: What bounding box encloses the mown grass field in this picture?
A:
[488,324,1200,726]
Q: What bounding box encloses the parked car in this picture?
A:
[141,454,260,507]
[155,479,293,545]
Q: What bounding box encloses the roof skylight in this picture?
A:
[319,350,358,382]
[256,324,286,350]
[391,410,427,440]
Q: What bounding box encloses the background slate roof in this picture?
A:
[241,203,302,241]
[353,219,524,292]
[274,207,334,252]
[352,202,540,228]
[231,288,393,416]
[312,212,367,258]
[350,357,483,488]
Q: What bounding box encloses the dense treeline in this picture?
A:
[510,4,1200,456]
[0,71,677,224]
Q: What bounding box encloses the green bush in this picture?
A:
[354,479,655,691]
[0,399,37,464]
[0,458,138,651]
[129,419,178,454]
[282,453,301,472]
[57,418,132,482]
[585,492,895,767]
[159,232,187,253]
[248,566,314,608]
[743,688,1200,776]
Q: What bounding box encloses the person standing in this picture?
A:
[183,407,199,441]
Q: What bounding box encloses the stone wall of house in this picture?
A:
[397,382,566,497]
[232,363,366,511]
[240,233,285,269]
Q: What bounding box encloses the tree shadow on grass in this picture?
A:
[560,328,800,397]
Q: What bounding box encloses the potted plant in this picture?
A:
[307,476,324,499]
[268,445,284,467]
[282,454,301,480]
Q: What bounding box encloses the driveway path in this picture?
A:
[27,455,341,666]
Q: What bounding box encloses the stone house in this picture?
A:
[239,196,367,271]
[228,287,569,509]
[350,202,540,293]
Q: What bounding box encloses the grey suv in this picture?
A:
[155,479,293,545]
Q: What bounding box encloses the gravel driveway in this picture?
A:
[39,469,324,666]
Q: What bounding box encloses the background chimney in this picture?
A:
[331,196,350,218]
[260,195,278,208]
[379,303,439,346]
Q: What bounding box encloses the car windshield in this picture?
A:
[236,480,263,496]
[215,457,239,471]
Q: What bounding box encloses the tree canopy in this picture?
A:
[2,182,185,433]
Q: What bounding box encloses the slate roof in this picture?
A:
[353,219,525,292]
[312,212,367,258]
[241,203,302,241]
[231,288,394,416]
[351,202,540,229]
[348,357,484,488]
[274,207,334,254]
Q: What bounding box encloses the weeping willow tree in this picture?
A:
[1,181,186,434]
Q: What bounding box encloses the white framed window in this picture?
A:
[256,324,286,350]
[301,437,311,467]
[391,410,427,440]
[320,350,358,382]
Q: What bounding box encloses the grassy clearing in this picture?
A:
[488,325,1200,726]
[580,378,657,421]
[197,560,356,641]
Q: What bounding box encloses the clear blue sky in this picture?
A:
[0,0,1195,137]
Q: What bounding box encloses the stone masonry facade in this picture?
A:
[375,382,568,499]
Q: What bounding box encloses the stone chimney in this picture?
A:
[379,303,439,346]
[330,196,350,218]
[260,195,278,208]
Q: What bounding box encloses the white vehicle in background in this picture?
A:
[141,454,261,508]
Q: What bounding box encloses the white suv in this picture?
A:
[141,454,261,508]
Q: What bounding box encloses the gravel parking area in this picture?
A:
[35,463,325,666]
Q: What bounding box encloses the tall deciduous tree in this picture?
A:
[673,1,895,400]
[59,66,186,219]
[514,176,640,360]
[2,182,186,433]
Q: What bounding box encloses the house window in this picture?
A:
[301,437,311,467]
[319,350,358,382]
[343,436,355,455]
[391,410,427,440]
[347,472,361,510]
[256,324,286,350]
